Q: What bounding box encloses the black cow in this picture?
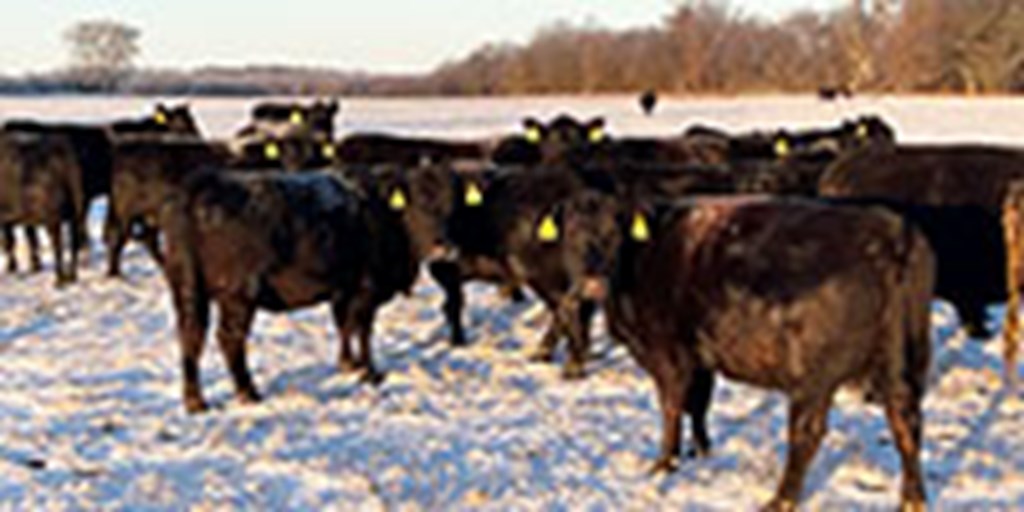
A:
[106,132,343,277]
[639,90,658,116]
[0,132,85,285]
[492,115,726,167]
[334,133,489,166]
[159,164,451,413]
[817,85,853,101]
[3,103,200,269]
[819,144,1024,338]
[553,193,934,511]
[434,161,738,378]
[241,98,339,141]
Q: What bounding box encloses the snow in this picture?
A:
[0,95,1022,510]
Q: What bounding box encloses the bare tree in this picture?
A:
[63,19,141,92]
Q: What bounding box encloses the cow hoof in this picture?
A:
[449,334,467,348]
[360,369,386,386]
[236,389,262,405]
[760,499,797,512]
[528,348,555,363]
[30,261,42,273]
[184,397,210,415]
[900,500,926,512]
[561,361,586,381]
[965,322,993,339]
[686,445,711,459]
[338,357,361,374]
[648,456,680,475]
[106,268,122,279]
[509,287,527,303]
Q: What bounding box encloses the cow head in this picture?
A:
[843,115,896,148]
[533,191,645,301]
[495,115,607,165]
[307,98,340,139]
[346,164,458,263]
[154,103,201,135]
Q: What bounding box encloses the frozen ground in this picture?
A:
[0,95,1022,510]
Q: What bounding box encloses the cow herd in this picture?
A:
[1,98,1023,510]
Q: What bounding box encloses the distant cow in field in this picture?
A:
[492,115,726,167]
[818,85,853,101]
[553,193,934,511]
[239,98,339,141]
[0,132,85,285]
[160,164,453,412]
[334,133,489,166]
[819,144,1024,340]
[639,90,658,116]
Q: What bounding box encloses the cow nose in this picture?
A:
[428,241,459,262]
[581,277,607,301]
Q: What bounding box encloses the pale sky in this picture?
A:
[0,1,844,75]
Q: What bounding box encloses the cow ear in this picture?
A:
[321,142,337,160]
[464,181,484,207]
[153,104,169,125]
[630,211,651,242]
[264,141,281,160]
[536,210,561,243]
[523,118,543,144]
[773,135,790,158]
[388,186,408,211]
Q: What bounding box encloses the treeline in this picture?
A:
[427,0,1024,95]
[4,0,1024,96]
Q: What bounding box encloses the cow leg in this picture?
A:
[765,394,832,512]
[960,302,992,339]
[649,368,690,474]
[46,222,69,288]
[104,213,128,277]
[883,385,927,510]
[166,260,211,414]
[330,293,359,373]
[428,261,467,347]
[67,219,80,282]
[561,299,597,380]
[350,290,385,385]
[139,224,164,266]
[529,292,563,363]
[3,224,16,273]
[215,297,261,405]
[685,368,715,458]
[26,227,41,273]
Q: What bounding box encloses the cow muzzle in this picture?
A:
[428,243,460,263]
[580,277,608,301]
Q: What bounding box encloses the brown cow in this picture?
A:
[552,193,934,510]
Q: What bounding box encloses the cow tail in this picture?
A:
[1002,182,1024,387]
[159,191,208,323]
[900,221,935,397]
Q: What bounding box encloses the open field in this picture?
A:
[0,95,1021,510]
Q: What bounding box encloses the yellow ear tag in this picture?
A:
[855,123,869,140]
[322,143,336,159]
[524,126,542,144]
[290,110,304,125]
[588,126,605,144]
[465,183,484,206]
[537,215,559,242]
[264,142,281,160]
[630,212,651,242]
[153,112,168,125]
[388,189,407,211]
[774,138,790,158]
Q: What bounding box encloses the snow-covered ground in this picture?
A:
[0,95,1021,510]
